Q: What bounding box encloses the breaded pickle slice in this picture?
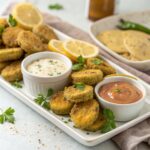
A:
[33,24,58,43]
[71,69,103,85]
[85,114,105,132]
[17,31,46,54]
[0,18,8,27]
[1,61,22,82]
[86,57,116,76]
[50,91,74,115]
[64,85,93,103]
[0,48,23,62]
[2,27,23,47]
[70,99,99,129]
[0,62,10,72]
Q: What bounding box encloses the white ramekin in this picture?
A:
[21,52,72,97]
[95,76,146,122]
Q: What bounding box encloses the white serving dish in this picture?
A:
[0,26,150,147]
[95,76,146,122]
[21,52,72,97]
[90,11,150,71]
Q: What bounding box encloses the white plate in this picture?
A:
[0,27,150,147]
[90,11,150,71]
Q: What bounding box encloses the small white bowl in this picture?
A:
[21,52,72,97]
[95,76,146,122]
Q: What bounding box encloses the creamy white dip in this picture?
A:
[27,58,67,77]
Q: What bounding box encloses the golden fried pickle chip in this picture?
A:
[1,60,22,82]
[17,31,46,54]
[50,91,74,115]
[64,85,93,103]
[0,18,8,27]
[86,57,116,76]
[2,27,23,47]
[70,99,99,129]
[85,114,105,132]
[33,24,58,43]
[71,69,103,85]
[0,48,23,62]
[0,62,10,72]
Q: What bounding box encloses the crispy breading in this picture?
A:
[2,27,23,47]
[64,85,93,103]
[0,18,8,27]
[1,60,22,82]
[17,31,46,54]
[50,91,74,115]
[70,99,99,129]
[71,69,103,85]
[33,24,58,43]
[0,48,23,62]
[85,114,105,132]
[0,62,10,72]
[86,57,116,76]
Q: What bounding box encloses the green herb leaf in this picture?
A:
[101,109,116,133]
[74,82,85,90]
[8,14,17,27]
[92,58,103,65]
[47,88,53,97]
[34,89,54,110]
[77,55,85,64]
[11,80,22,88]
[72,63,84,71]
[0,26,4,36]
[0,107,15,124]
[48,3,63,10]
[113,88,122,93]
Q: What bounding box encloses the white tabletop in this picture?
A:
[0,0,150,150]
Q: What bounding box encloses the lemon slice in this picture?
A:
[48,39,66,55]
[12,3,43,30]
[63,39,99,61]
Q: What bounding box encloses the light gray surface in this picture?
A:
[0,0,149,150]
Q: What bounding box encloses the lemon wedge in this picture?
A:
[63,39,99,61]
[12,3,43,30]
[48,39,67,55]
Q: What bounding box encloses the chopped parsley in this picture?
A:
[92,58,103,65]
[0,107,15,124]
[8,14,17,27]
[113,88,122,93]
[48,3,64,10]
[74,82,85,90]
[11,80,22,88]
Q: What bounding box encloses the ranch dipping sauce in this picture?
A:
[27,58,68,77]
[99,81,142,104]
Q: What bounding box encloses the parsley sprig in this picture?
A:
[92,58,103,65]
[74,82,85,90]
[8,14,17,27]
[72,56,85,71]
[11,80,22,88]
[34,88,53,110]
[101,109,116,133]
[0,107,15,124]
[0,26,4,36]
[48,3,63,10]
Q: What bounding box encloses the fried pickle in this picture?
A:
[0,18,8,27]
[86,57,116,76]
[17,31,46,54]
[0,62,10,72]
[70,99,99,129]
[71,69,103,85]
[33,24,58,43]
[1,61,22,82]
[2,27,23,47]
[0,48,23,62]
[64,85,93,103]
[85,114,105,132]
[50,91,74,115]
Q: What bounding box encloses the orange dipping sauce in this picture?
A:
[99,81,142,104]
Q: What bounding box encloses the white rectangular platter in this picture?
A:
[0,29,150,146]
